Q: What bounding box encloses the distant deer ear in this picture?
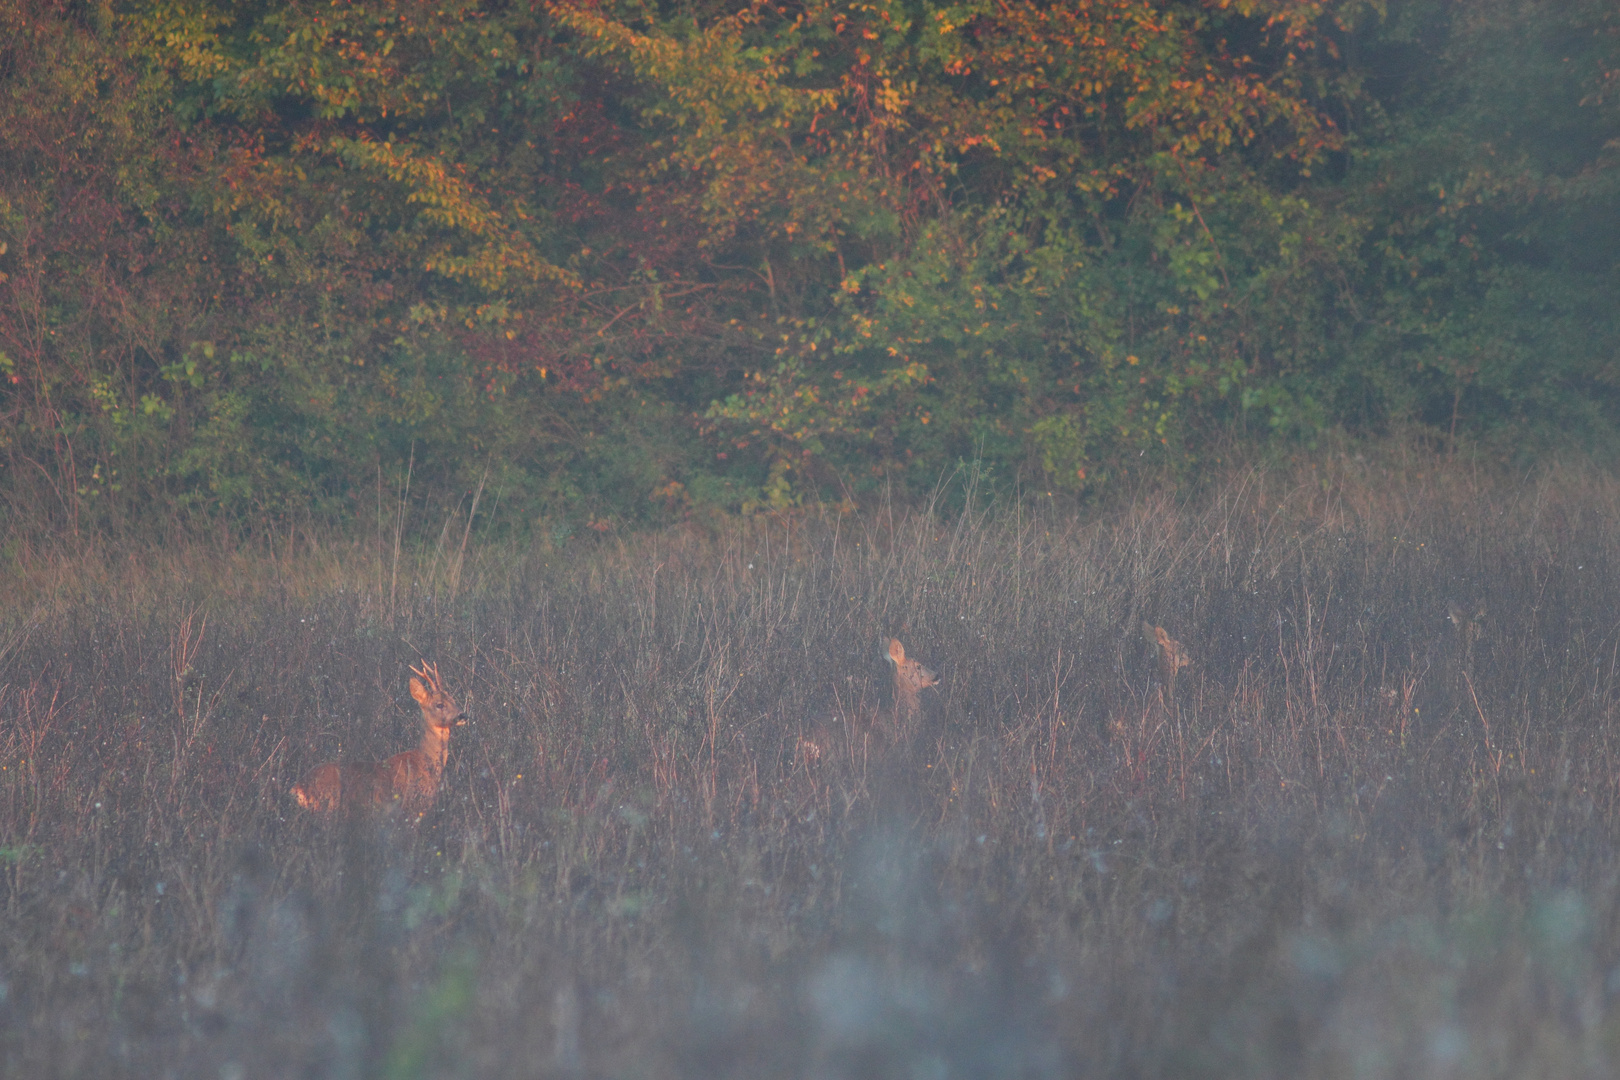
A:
[888,639,905,664]
[410,676,430,704]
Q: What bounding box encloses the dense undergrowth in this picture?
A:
[6,451,1620,1077]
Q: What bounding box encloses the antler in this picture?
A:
[410,660,441,691]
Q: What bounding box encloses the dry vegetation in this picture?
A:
[6,451,1620,1078]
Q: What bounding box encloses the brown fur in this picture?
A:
[1141,622,1190,702]
[291,662,465,816]
[887,637,939,726]
[796,638,939,764]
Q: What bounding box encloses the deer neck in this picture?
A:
[893,679,921,724]
[418,723,451,775]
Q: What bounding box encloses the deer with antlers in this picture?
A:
[291,662,465,816]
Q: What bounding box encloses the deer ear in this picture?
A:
[888,639,905,664]
[410,676,430,704]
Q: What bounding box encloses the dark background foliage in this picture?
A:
[0,0,1615,538]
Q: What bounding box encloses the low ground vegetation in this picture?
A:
[5,451,1620,1077]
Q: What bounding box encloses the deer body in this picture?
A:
[798,638,939,764]
[292,663,465,815]
[1141,622,1190,704]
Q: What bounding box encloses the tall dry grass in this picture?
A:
[5,451,1620,1078]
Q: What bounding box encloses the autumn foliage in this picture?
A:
[0,0,1615,533]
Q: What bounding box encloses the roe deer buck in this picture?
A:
[797,638,939,764]
[291,662,465,815]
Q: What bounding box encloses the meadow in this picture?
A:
[5,450,1620,1079]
